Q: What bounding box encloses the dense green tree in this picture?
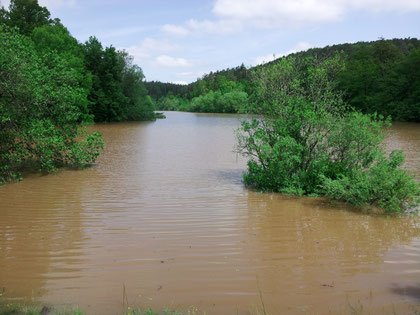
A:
[0,0,52,35]
[147,38,419,120]
[83,36,107,121]
[32,21,86,71]
[156,94,189,111]
[0,25,103,183]
[236,56,419,213]
[218,90,248,113]
[339,46,379,113]
[84,37,125,122]
[389,47,420,121]
[189,90,248,113]
[121,53,156,120]
[190,90,220,112]
[32,21,92,122]
[339,40,419,121]
[97,45,127,121]
[0,0,156,184]
[145,81,190,100]
[83,37,155,122]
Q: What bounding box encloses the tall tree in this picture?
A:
[84,37,155,122]
[0,25,103,183]
[32,21,92,122]
[1,0,53,35]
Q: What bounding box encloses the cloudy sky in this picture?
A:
[1,0,420,83]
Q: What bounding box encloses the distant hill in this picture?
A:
[146,38,420,121]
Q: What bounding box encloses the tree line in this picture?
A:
[147,38,420,122]
[0,0,156,183]
[145,39,420,212]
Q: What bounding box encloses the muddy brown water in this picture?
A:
[0,112,419,314]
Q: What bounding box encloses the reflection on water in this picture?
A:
[0,111,419,314]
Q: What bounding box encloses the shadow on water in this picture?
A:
[212,169,244,185]
[390,284,420,302]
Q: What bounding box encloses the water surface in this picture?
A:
[0,112,419,314]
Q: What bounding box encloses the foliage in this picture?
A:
[155,89,248,113]
[0,302,85,315]
[156,94,190,111]
[84,37,156,122]
[32,21,92,122]
[0,0,53,36]
[0,25,103,184]
[338,39,420,122]
[121,55,156,121]
[1,0,156,124]
[147,38,420,121]
[189,90,249,113]
[145,81,190,101]
[320,151,419,213]
[236,56,419,212]
[145,64,249,101]
[0,0,157,183]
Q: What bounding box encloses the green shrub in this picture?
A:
[320,151,419,213]
[0,25,103,183]
[236,55,419,213]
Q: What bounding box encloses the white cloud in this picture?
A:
[121,38,181,63]
[160,0,420,37]
[282,41,315,56]
[253,53,278,66]
[0,0,10,8]
[176,71,208,81]
[155,55,194,68]
[39,0,77,9]
[173,81,188,85]
[186,18,242,34]
[213,0,420,27]
[162,19,242,36]
[162,24,190,36]
[178,71,194,77]
[78,26,150,42]
[96,26,147,40]
[253,42,315,65]
[213,0,341,27]
[141,38,180,53]
[342,0,420,12]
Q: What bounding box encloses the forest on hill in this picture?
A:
[146,38,420,122]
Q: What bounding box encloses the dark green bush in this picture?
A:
[0,25,103,183]
[236,56,419,213]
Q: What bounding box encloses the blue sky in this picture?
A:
[1,0,420,83]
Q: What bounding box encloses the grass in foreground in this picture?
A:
[0,304,84,315]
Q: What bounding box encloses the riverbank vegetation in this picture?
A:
[146,38,420,122]
[0,303,84,315]
[0,0,156,184]
[0,304,176,315]
[0,1,418,212]
[236,55,419,213]
[146,37,420,213]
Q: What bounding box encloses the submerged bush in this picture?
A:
[0,25,104,184]
[236,55,419,213]
[320,151,419,212]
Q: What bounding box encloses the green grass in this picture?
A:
[0,303,84,315]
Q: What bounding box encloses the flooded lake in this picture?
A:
[0,111,419,314]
